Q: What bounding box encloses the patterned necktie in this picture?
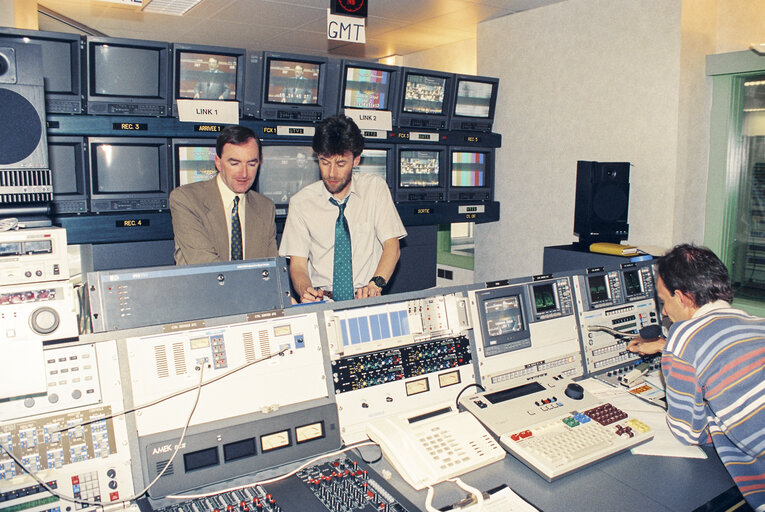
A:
[231,196,243,261]
[330,197,353,301]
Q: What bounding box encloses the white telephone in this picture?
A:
[366,403,505,490]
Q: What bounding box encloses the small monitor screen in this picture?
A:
[40,40,73,94]
[94,144,161,192]
[400,150,440,188]
[177,146,217,186]
[454,80,493,118]
[93,44,160,97]
[623,269,643,297]
[588,274,609,303]
[267,59,320,105]
[344,66,391,110]
[403,73,446,115]
[532,283,557,313]
[49,144,79,195]
[178,52,237,100]
[451,151,485,187]
[484,296,524,337]
[354,149,387,180]
[259,146,319,204]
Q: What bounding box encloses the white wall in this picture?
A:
[402,38,477,75]
[475,0,685,281]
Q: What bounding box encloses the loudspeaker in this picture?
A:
[0,42,51,204]
[574,160,630,244]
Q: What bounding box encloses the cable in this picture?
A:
[0,217,23,231]
[165,440,378,500]
[357,442,383,464]
[55,346,289,434]
[0,365,206,508]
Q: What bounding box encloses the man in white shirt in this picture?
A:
[279,115,406,302]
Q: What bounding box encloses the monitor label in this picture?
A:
[276,125,316,137]
[344,108,392,131]
[112,123,148,131]
[409,131,439,142]
[177,99,238,124]
[116,219,150,227]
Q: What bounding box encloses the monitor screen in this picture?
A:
[588,274,610,303]
[177,51,237,100]
[49,143,79,195]
[532,283,558,314]
[484,295,525,337]
[176,145,217,186]
[400,150,440,188]
[622,269,643,298]
[91,43,161,98]
[354,148,388,181]
[453,79,494,118]
[266,59,320,105]
[403,73,446,115]
[93,144,162,192]
[343,66,391,110]
[451,151,486,187]
[258,145,320,205]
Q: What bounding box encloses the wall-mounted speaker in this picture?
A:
[573,160,630,244]
[0,43,52,204]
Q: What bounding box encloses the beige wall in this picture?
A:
[716,0,765,53]
[0,0,38,29]
[402,38,477,75]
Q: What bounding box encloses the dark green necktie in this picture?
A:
[231,196,243,261]
[330,197,353,301]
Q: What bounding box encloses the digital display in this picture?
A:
[532,283,557,313]
[177,51,237,100]
[93,44,160,97]
[588,275,609,302]
[258,145,319,204]
[400,150,440,188]
[177,145,217,186]
[454,80,493,118]
[623,270,643,297]
[354,149,387,180]
[0,242,21,256]
[484,296,524,337]
[49,143,80,195]
[23,241,53,254]
[267,59,320,105]
[344,66,390,110]
[451,151,485,187]
[223,438,256,462]
[403,73,446,115]
[183,447,219,472]
[94,144,161,193]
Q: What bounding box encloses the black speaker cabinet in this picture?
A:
[0,42,51,204]
[574,160,630,244]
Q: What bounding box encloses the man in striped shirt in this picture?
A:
[628,244,765,510]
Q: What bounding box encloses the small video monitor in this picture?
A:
[172,138,218,187]
[340,60,399,114]
[172,43,244,116]
[47,136,88,214]
[267,59,320,105]
[354,145,392,183]
[88,137,171,212]
[396,68,453,129]
[448,147,493,201]
[473,285,532,357]
[257,143,320,217]
[449,75,499,132]
[395,145,446,202]
[86,36,170,116]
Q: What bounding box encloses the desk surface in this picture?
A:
[366,442,733,511]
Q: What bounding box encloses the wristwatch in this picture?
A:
[370,276,387,289]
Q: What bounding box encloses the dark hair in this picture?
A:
[657,244,734,306]
[312,115,364,158]
[216,125,261,158]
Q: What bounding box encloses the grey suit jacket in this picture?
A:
[169,178,277,265]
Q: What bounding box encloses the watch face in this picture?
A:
[372,276,386,288]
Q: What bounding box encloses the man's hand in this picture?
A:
[355,282,383,299]
[627,335,667,356]
[300,286,324,303]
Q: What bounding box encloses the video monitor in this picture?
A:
[449,75,499,132]
[619,263,657,303]
[257,142,320,217]
[86,36,170,116]
[448,147,493,201]
[0,28,85,114]
[395,145,446,202]
[260,52,340,122]
[474,285,532,358]
[87,137,171,213]
[396,68,453,130]
[353,144,394,189]
[172,43,244,116]
[580,269,624,310]
[47,136,88,214]
[340,60,399,116]
[172,138,218,187]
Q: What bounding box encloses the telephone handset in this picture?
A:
[365,404,505,490]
